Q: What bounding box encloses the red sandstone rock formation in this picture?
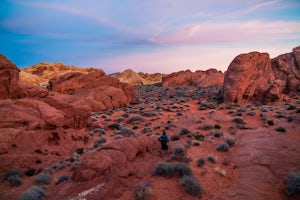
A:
[48,70,135,102]
[20,62,96,85]
[223,52,277,103]
[162,69,224,87]
[271,46,300,93]
[0,54,20,100]
[110,69,165,85]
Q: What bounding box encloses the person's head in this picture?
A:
[162,130,166,135]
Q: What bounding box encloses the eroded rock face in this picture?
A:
[0,54,20,99]
[223,52,275,103]
[48,70,135,102]
[271,46,300,93]
[162,69,224,87]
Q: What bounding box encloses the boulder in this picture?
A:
[271,46,300,93]
[162,69,224,87]
[0,54,20,99]
[223,52,275,103]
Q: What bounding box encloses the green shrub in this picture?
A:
[152,162,175,178]
[285,173,300,196]
[197,158,205,167]
[55,174,69,185]
[174,162,192,177]
[135,181,152,200]
[275,127,286,132]
[18,186,45,200]
[216,142,230,152]
[179,175,202,195]
[194,134,204,141]
[35,173,51,185]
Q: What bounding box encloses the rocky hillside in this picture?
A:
[20,62,97,85]
[110,69,166,85]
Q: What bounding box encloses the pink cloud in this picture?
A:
[149,20,300,45]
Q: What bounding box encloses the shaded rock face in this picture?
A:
[223,52,276,103]
[162,69,224,87]
[48,70,136,102]
[0,54,20,100]
[271,46,300,93]
[110,69,165,85]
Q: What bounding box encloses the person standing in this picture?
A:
[158,130,169,157]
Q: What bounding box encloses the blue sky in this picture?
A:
[1,0,300,73]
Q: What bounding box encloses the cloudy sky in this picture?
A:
[1,0,300,73]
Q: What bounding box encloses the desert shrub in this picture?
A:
[7,175,22,187]
[225,136,236,147]
[35,173,51,185]
[152,162,175,178]
[55,174,69,185]
[70,161,80,170]
[179,128,190,135]
[134,181,152,200]
[18,186,45,200]
[287,105,297,110]
[179,175,202,195]
[275,127,286,132]
[197,158,205,167]
[24,168,36,176]
[210,130,223,138]
[174,162,192,177]
[194,133,204,141]
[52,162,66,170]
[214,124,221,129]
[202,124,213,130]
[3,170,22,187]
[207,155,217,163]
[170,135,180,141]
[232,117,246,125]
[128,115,144,124]
[267,119,274,126]
[169,145,192,163]
[216,142,230,152]
[285,173,300,196]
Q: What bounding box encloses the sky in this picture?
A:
[1,0,300,73]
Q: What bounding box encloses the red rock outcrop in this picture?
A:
[20,62,96,85]
[271,46,300,93]
[0,54,20,99]
[162,69,224,87]
[110,69,165,85]
[48,70,135,102]
[223,52,276,103]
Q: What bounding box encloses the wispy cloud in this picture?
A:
[150,20,300,45]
